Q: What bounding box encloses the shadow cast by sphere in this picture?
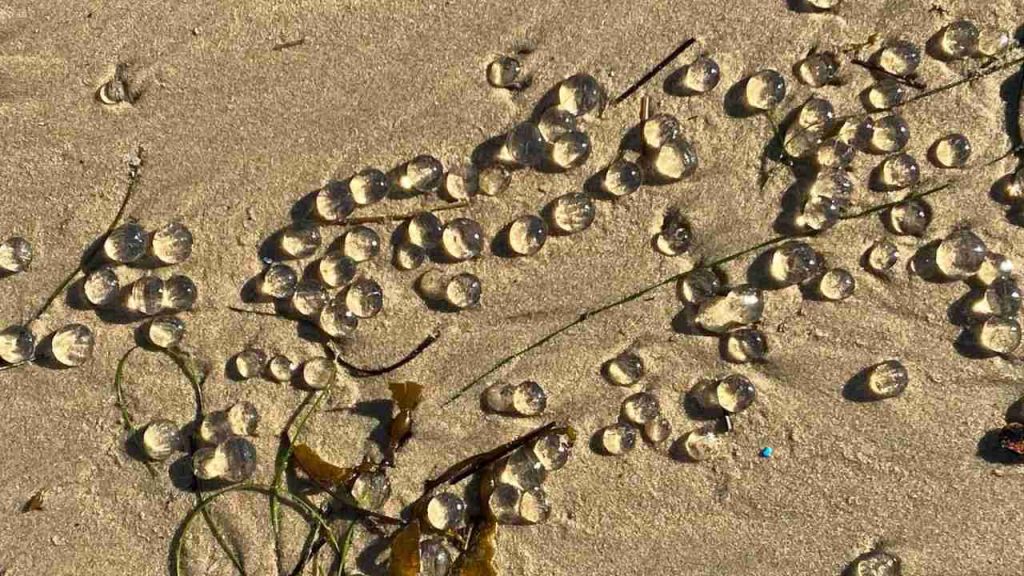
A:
[976,427,1024,465]
[841,370,877,403]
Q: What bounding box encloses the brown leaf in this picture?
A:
[388,411,414,456]
[454,519,497,576]
[21,489,44,513]
[389,382,424,412]
[292,443,356,486]
[389,519,421,576]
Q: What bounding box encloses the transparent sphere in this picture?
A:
[147,317,185,349]
[104,223,147,263]
[724,328,768,363]
[280,223,322,259]
[680,428,720,461]
[696,285,764,334]
[866,239,899,273]
[84,266,120,307]
[266,354,296,382]
[291,280,329,317]
[498,447,548,490]
[976,252,1013,286]
[870,115,910,153]
[130,277,164,316]
[642,114,682,149]
[318,251,357,287]
[400,155,443,193]
[0,236,32,273]
[600,423,638,455]
[345,278,383,318]
[141,420,182,461]
[441,218,485,260]
[487,56,522,88]
[235,348,266,380]
[403,213,442,251]
[349,168,388,205]
[262,262,298,298]
[508,214,548,256]
[487,482,523,524]
[420,538,453,576]
[49,324,94,367]
[424,492,467,531]
[878,40,921,76]
[806,0,840,9]
[512,381,547,416]
[151,223,193,265]
[505,122,546,167]
[798,97,835,128]
[351,470,391,509]
[933,134,971,168]
[531,432,572,471]
[538,107,579,142]
[557,73,603,116]
[936,228,987,279]
[443,165,479,201]
[816,138,856,169]
[518,486,552,525]
[655,212,692,256]
[198,411,232,446]
[551,131,591,169]
[879,153,920,189]
[865,360,908,399]
[642,417,673,444]
[320,296,359,338]
[716,374,756,413]
[677,268,722,305]
[649,137,698,181]
[867,80,907,110]
[770,241,825,285]
[622,392,660,425]
[745,70,787,111]
[977,28,1011,57]
[393,243,426,271]
[797,52,839,87]
[316,182,356,222]
[302,357,336,389]
[838,116,875,151]
[479,165,512,196]
[888,199,931,236]
[800,195,841,232]
[849,551,901,576]
[604,350,644,386]
[227,401,260,436]
[975,316,1021,355]
[980,277,1022,318]
[819,268,855,301]
[680,55,721,94]
[219,437,258,483]
[193,446,225,480]
[940,20,979,58]
[549,193,596,234]
[164,275,197,312]
[809,168,853,207]
[784,124,825,159]
[603,158,643,197]
[0,325,35,364]
[343,225,381,262]
[444,273,483,309]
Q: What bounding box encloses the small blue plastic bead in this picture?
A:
[759,447,773,458]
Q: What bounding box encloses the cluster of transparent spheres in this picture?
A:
[190,401,260,482]
[486,429,573,525]
[0,323,96,368]
[596,349,671,455]
[232,347,347,391]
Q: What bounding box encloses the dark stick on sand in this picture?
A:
[612,37,695,105]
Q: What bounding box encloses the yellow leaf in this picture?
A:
[292,443,355,486]
[389,382,424,412]
[454,519,497,576]
[389,519,421,576]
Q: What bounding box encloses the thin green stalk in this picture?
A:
[339,521,356,576]
[112,346,157,477]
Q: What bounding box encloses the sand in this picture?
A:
[2,0,1024,574]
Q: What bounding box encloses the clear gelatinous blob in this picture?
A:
[130,276,164,315]
[219,436,258,483]
[677,268,722,305]
[980,277,1022,318]
[343,225,380,263]
[551,131,591,169]
[538,107,578,142]
[164,275,197,312]
[487,482,523,524]
[316,182,356,222]
[680,428,720,461]
[84,266,120,307]
[865,359,909,399]
[549,193,596,234]
[975,316,1022,354]
[235,348,266,380]
[498,447,548,489]
[649,137,698,181]
[867,80,907,110]
[816,138,856,169]
[441,218,485,260]
[508,214,548,256]
[393,243,426,271]
[147,316,185,349]
[888,199,931,236]
[879,153,920,189]
[443,165,479,201]
[976,252,1013,286]
[351,471,391,509]
[141,420,182,461]
[604,350,645,386]
[266,354,296,382]
[681,55,722,94]
[505,122,546,167]
[798,52,839,87]
[745,70,787,111]
[488,56,522,88]
[262,262,298,299]
[977,28,1011,57]
[935,228,987,279]
[407,212,443,250]
[420,538,453,576]
[349,168,389,206]
[798,97,835,128]
[105,223,147,263]
[424,492,467,531]
[320,296,359,338]
[716,374,756,413]
[0,325,35,364]
[867,239,899,273]
[302,356,336,389]
[227,401,260,436]
[849,551,901,576]
[940,20,979,59]
[656,211,692,256]
[518,486,551,525]
[603,158,643,196]
[819,268,855,301]
[512,381,547,415]
[800,195,841,232]
[933,133,972,168]
[193,446,225,480]
[557,73,603,116]
[318,251,357,288]
[291,279,329,317]
[0,237,33,273]
[345,278,383,318]
[622,392,660,425]
[642,416,673,444]
[445,272,482,309]
[151,223,193,264]
[400,155,444,193]
[642,114,682,149]
[838,116,875,151]
[810,168,854,206]
[770,241,825,285]
[599,423,638,455]
[879,40,922,76]
[695,285,764,334]
[784,124,825,159]
[280,224,322,259]
[870,115,910,154]
[198,412,230,448]
[531,432,572,471]
[724,328,768,363]
[479,165,513,196]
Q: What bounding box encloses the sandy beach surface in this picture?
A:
[2,0,1024,574]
